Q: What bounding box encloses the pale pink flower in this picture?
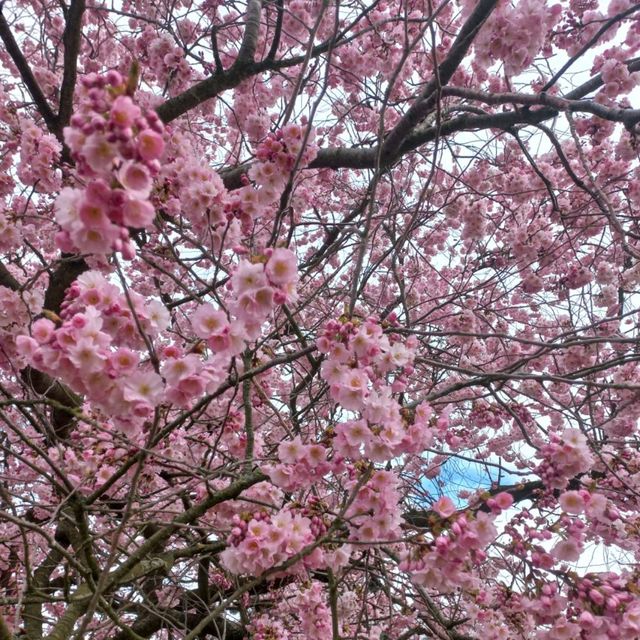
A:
[234,287,274,322]
[118,161,152,199]
[68,338,107,372]
[122,198,155,228]
[559,490,585,515]
[84,133,118,173]
[123,370,164,406]
[432,496,456,518]
[265,248,298,286]
[31,318,55,344]
[231,260,268,294]
[109,348,139,375]
[137,129,165,161]
[492,492,514,510]
[192,304,228,338]
[552,538,581,562]
[71,224,119,254]
[79,199,111,228]
[55,187,83,229]
[335,368,368,410]
[278,436,305,464]
[161,355,198,386]
[110,95,141,128]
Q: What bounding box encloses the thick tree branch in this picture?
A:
[44,471,266,640]
[43,255,88,315]
[236,0,263,66]
[0,262,20,291]
[379,0,500,163]
[219,57,640,188]
[57,0,86,132]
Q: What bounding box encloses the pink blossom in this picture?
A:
[192,304,229,338]
[432,496,456,518]
[265,248,298,285]
[109,348,139,375]
[552,538,582,562]
[31,318,55,344]
[122,198,155,228]
[278,437,305,464]
[117,161,152,199]
[110,95,141,128]
[123,370,164,406]
[137,129,165,162]
[84,134,118,173]
[559,490,585,515]
[232,260,268,294]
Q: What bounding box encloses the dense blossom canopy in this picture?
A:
[1,0,640,639]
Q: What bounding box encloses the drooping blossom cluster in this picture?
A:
[400,507,502,593]
[536,428,595,489]
[229,249,298,338]
[55,71,164,257]
[318,317,432,460]
[232,124,318,228]
[0,283,44,371]
[0,205,26,252]
[344,469,402,543]
[469,0,562,77]
[535,572,640,640]
[17,118,61,193]
[220,507,325,577]
[171,157,228,238]
[17,271,168,431]
[280,581,333,640]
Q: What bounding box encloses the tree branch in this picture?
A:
[236,0,263,66]
[0,7,59,136]
[379,0,500,163]
[57,0,86,132]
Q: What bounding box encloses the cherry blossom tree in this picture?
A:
[1,0,640,638]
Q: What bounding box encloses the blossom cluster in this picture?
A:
[536,428,594,489]
[248,616,291,640]
[598,57,640,100]
[471,0,561,77]
[400,509,499,592]
[283,581,333,640]
[17,118,61,193]
[318,317,432,460]
[17,271,168,432]
[344,469,402,543]
[46,419,136,491]
[220,508,324,577]
[264,435,332,491]
[0,207,25,253]
[539,573,640,640]
[0,285,42,336]
[210,480,283,529]
[231,124,318,228]
[252,124,318,183]
[55,71,164,257]
[160,350,226,409]
[172,157,228,236]
[229,249,298,338]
